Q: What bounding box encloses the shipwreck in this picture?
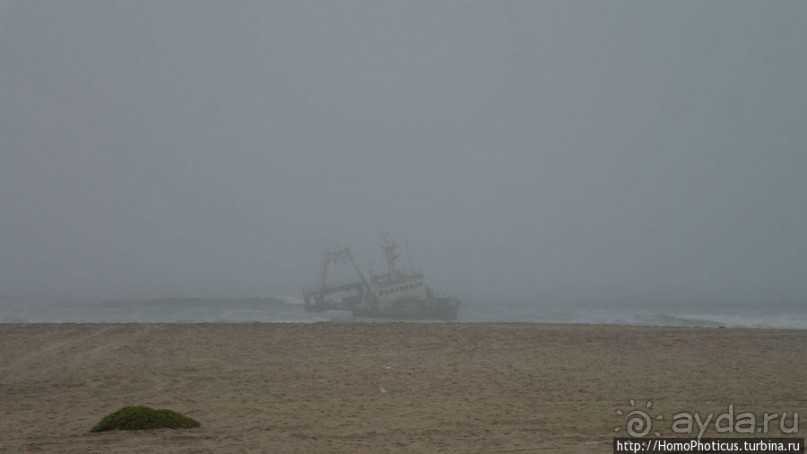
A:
[303,234,460,320]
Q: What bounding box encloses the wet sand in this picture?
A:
[1,323,805,453]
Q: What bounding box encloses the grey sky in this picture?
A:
[1,1,805,305]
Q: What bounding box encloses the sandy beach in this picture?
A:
[1,323,805,453]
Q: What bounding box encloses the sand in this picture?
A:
[1,323,805,453]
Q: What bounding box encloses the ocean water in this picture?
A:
[460,300,807,330]
[2,296,806,329]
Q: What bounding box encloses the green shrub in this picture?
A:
[91,406,200,432]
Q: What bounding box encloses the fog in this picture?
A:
[1,1,805,308]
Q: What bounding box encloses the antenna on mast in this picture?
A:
[380,232,401,278]
[405,240,414,273]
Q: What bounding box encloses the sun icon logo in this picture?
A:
[614,400,663,437]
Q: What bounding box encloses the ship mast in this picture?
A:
[381,232,402,279]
